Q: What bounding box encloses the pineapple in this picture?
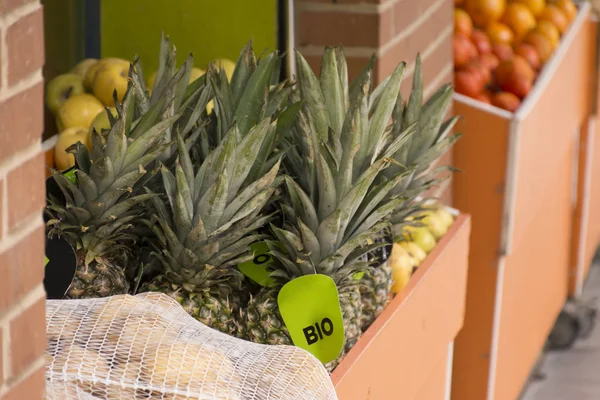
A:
[360,54,461,330]
[45,78,180,299]
[140,119,281,338]
[245,47,420,364]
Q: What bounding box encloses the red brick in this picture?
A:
[3,364,45,400]
[0,328,3,386]
[0,226,45,312]
[0,0,37,15]
[0,82,44,163]
[298,8,393,48]
[394,0,440,34]
[396,33,453,97]
[7,152,45,231]
[6,8,45,86]
[9,297,46,379]
[381,4,453,84]
[297,0,385,3]
[384,0,452,67]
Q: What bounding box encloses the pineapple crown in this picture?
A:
[45,77,178,266]
[145,119,283,294]
[266,48,426,286]
[384,54,462,197]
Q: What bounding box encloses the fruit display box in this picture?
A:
[451,3,596,400]
[332,210,471,400]
[569,14,600,297]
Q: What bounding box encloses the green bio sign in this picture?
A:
[277,274,344,364]
[237,242,276,287]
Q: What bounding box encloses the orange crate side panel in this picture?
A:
[332,215,471,400]
[451,103,510,400]
[493,152,572,400]
[414,351,450,400]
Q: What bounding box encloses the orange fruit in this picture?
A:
[501,3,537,40]
[455,8,474,36]
[515,43,541,70]
[456,0,465,5]
[522,31,554,63]
[476,90,493,104]
[492,91,521,111]
[494,55,535,85]
[492,42,515,61]
[486,21,515,44]
[511,0,546,17]
[464,59,493,84]
[454,33,479,67]
[471,29,493,53]
[464,0,507,27]
[480,52,500,70]
[455,70,486,98]
[538,5,569,34]
[534,20,560,48]
[553,0,577,21]
[501,72,533,98]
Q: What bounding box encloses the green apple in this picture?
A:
[402,225,437,253]
[45,73,85,114]
[57,94,105,130]
[71,58,98,80]
[54,127,90,171]
[93,60,130,106]
[85,58,129,94]
[89,107,118,135]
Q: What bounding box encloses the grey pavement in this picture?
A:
[521,262,600,400]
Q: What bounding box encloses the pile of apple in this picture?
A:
[45,57,235,171]
[453,0,577,112]
[390,205,455,294]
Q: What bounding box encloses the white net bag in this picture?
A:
[46,293,338,400]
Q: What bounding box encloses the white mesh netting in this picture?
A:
[46,293,338,400]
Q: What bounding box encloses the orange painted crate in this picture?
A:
[332,213,471,400]
[451,4,596,400]
[570,16,600,297]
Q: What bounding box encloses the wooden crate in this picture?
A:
[570,16,600,297]
[451,4,595,400]
[332,213,471,400]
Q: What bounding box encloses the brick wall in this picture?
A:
[0,1,46,399]
[295,0,455,203]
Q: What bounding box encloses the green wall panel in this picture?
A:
[100,0,278,74]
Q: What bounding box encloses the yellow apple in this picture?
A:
[93,60,130,106]
[83,57,128,91]
[56,94,105,131]
[71,58,98,80]
[45,73,85,114]
[213,58,236,81]
[402,225,437,253]
[435,207,455,231]
[189,67,206,83]
[54,127,90,171]
[399,241,427,266]
[389,243,415,294]
[416,209,448,240]
[89,107,118,135]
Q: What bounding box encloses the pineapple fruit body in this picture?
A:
[66,250,129,299]
[141,276,244,338]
